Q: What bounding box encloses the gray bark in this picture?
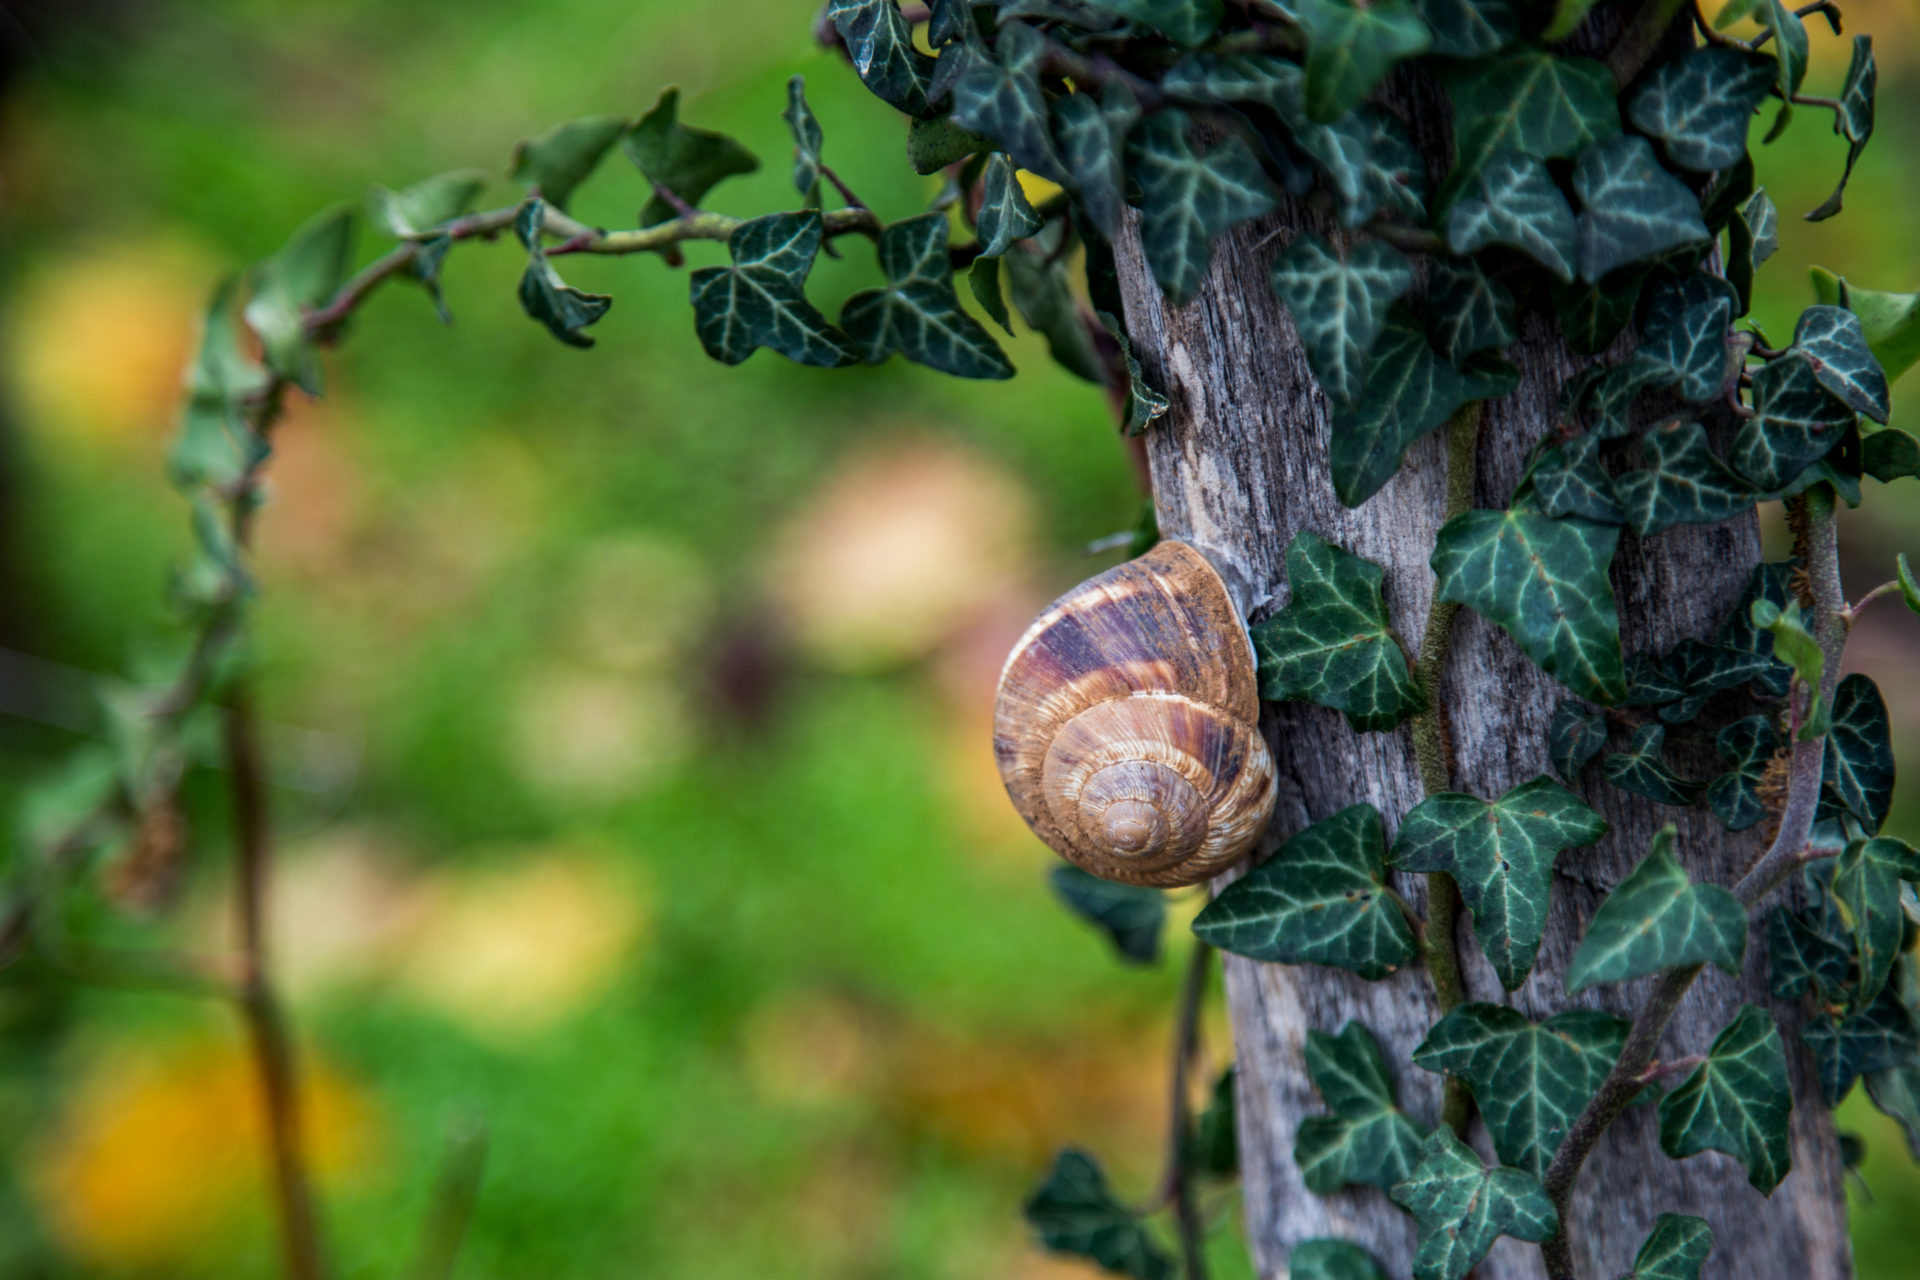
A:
[1110,204,1852,1279]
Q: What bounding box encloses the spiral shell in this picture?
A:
[992,540,1278,887]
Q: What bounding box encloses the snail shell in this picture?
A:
[993,540,1278,888]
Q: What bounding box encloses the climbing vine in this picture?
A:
[5,1,1920,1279]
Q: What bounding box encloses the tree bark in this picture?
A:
[1110,202,1853,1276]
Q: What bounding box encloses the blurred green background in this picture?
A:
[0,2,1916,1278]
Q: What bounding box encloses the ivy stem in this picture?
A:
[1141,938,1211,1280]
[1537,485,1845,1279]
[1411,402,1480,1135]
[1841,579,1902,623]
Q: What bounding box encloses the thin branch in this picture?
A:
[1842,579,1903,623]
[1167,940,1211,1280]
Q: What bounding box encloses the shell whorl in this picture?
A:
[993,541,1278,888]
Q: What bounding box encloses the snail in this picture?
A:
[993,540,1278,888]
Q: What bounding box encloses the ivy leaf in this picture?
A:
[1715,561,1795,699]
[1554,274,1650,357]
[842,213,1014,379]
[1023,1149,1175,1280]
[1603,724,1702,806]
[1295,0,1432,123]
[1865,1066,1920,1161]
[509,115,627,211]
[1804,983,1920,1106]
[1527,434,1623,524]
[1417,0,1516,58]
[623,88,760,228]
[1791,305,1891,424]
[1809,268,1920,382]
[1575,355,1669,435]
[968,257,1013,334]
[1626,47,1776,172]
[1443,50,1619,208]
[1330,307,1510,508]
[1006,247,1106,383]
[1617,1214,1712,1280]
[1808,37,1875,222]
[1902,553,1920,614]
[243,204,354,394]
[1431,507,1626,704]
[829,0,935,117]
[1565,827,1746,994]
[1413,1003,1628,1176]
[1656,638,1776,725]
[977,152,1045,257]
[1573,136,1710,284]
[1447,150,1577,282]
[1125,109,1277,304]
[1623,651,1688,709]
[1424,257,1515,363]
[1614,420,1757,537]
[1831,836,1920,1004]
[1550,700,1608,782]
[1049,865,1165,964]
[1194,1066,1237,1174]
[1269,234,1414,405]
[1820,673,1894,834]
[170,280,271,492]
[1729,354,1855,491]
[1658,1004,1792,1193]
[945,21,1066,181]
[1727,189,1778,316]
[1863,429,1920,483]
[1053,82,1141,237]
[1389,776,1607,990]
[1768,902,1852,1003]
[1355,105,1432,222]
[907,115,992,173]
[1290,1240,1391,1280]
[1099,312,1171,435]
[369,169,488,238]
[1193,803,1419,980]
[1758,0,1810,141]
[1707,715,1782,832]
[1096,0,1224,45]
[689,212,861,368]
[1747,598,1823,728]
[1637,273,1737,403]
[1391,1129,1557,1280]
[513,199,612,348]
[1253,532,1425,731]
[784,76,826,205]
[1296,1021,1429,1192]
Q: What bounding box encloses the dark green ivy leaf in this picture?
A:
[1269,234,1414,405]
[1831,836,1920,1004]
[1572,136,1710,284]
[509,115,626,211]
[1413,1003,1628,1176]
[623,87,760,228]
[1447,150,1577,282]
[514,199,612,348]
[1549,700,1608,782]
[1048,864,1165,964]
[1431,507,1626,703]
[1193,803,1419,980]
[243,204,355,394]
[1572,355,1669,435]
[841,213,1014,379]
[1331,307,1510,508]
[1729,354,1856,491]
[1554,272,1650,356]
[1194,1066,1237,1175]
[1820,673,1895,834]
[1810,268,1920,382]
[968,256,1013,334]
[1616,1213,1712,1280]
[1707,715,1782,832]
[1655,637,1777,725]
[1290,1239,1391,1280]
[170,280,271,492]
[1023,1149,1175,1280]
[1416,0,1516,58]
[1354,105,1432,223]
[1758,0,1810,141]
[369,169,488,238]
[1809,37,1878,222]
[1862,428,1920,483]
[1603,723,1702,806]
[1296,1021,1428,1192]
[829,0,936,117]
[1527,434,1624,524]
[1865,1065,1920,1161]
[1626,47,1775,172]
[784,76,826,205]
[1443,49,1619,208]
[689,211,860,367]
[1715,560,1795,698]
[907,114,993,174]
[1052,82,1141,236]
[1614,420,1757,537]
[1295,0,1432,124]
[1098,312,1171,435]
[1252,531,1425,731]
[1637,273,1738,403]
[1727,188,1778,317]
[1804,982,1920,1107]
[1658,1004,1793,1193]
[1094,0,1224,45]
[1391,1129,1557,1280]
[977,152,1045,257]
[1768,901,1852,1003]
[1424,257,1516,363]
[1792,305,1891,424]
[1006,246,1107,383]
[1390,776,1608,989]
[944,21,1066,181]
[1125,109,1278,304]
[1565,827,1746,994]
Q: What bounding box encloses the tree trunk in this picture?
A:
[1110,200,1853,1275]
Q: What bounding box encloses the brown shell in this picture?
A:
[992,540,1277,887]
